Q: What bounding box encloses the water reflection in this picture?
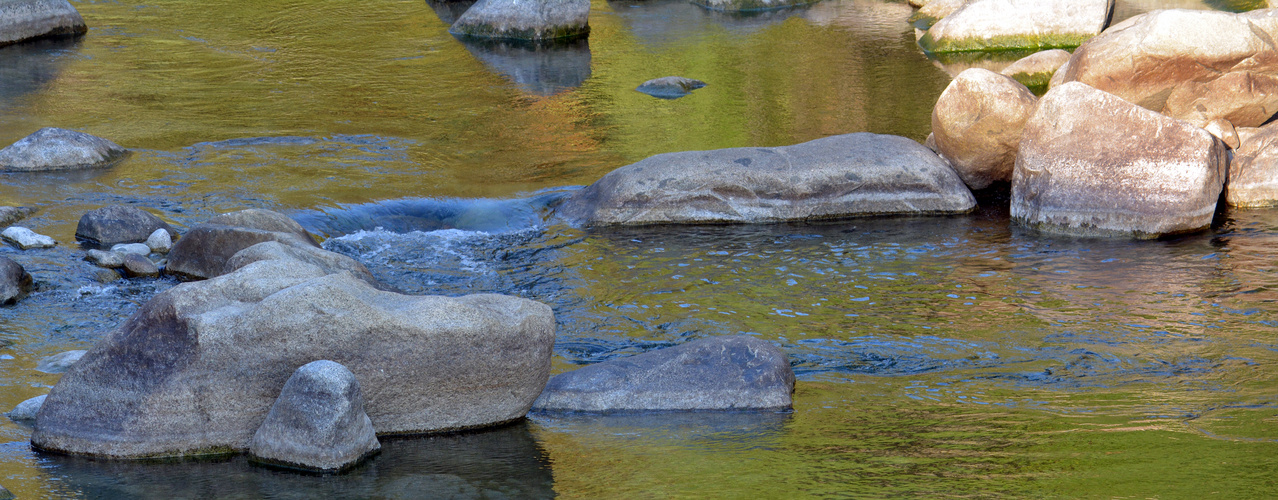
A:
[0,37,82,108]
[456,38,592,96]
[424,0,477,25]
[606,0,814,47]
[39,422,554,499]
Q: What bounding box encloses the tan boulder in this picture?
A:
[1163,71,1278,128]
[1226,123,1278,208]
[932,68,1038,190]
[1012,82,1228,238]
[1204,119,1240,150]
[919,0,1114,53]
[1000,49,1071,88]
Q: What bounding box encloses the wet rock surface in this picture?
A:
[0,256,33,304]
[36,349,86,373]
[0,0,86,47]
[1012,82,1227,238]
[931,68,1037,190]
[75,205,173,247]
[0,127,125,171]
[557,132,976,226]
[635,76,706,99]
[1,226,54,249]
[532,335,795,412]
[449,0,589,41]
[0,207,35,228]
[919,0,1113,53]
[249,360,380,472]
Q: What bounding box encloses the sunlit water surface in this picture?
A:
[1,0,1276,498]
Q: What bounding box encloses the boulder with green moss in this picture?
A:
[999,49,1070,89]
[919,0,1113,53]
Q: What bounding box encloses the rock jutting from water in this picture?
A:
[692,0,816,13]
[555,132,976,226]
[120,254,160,279]
[249,360,381,472]
[75,205,174,247]
[918,0,1114,53]
[931,68,1038,191]
[1226,124,1278,208]
[449,0,589,42]
[0,257,33,305]
[1052,9,1278,128]
[1011,82,1227,239]
[0,0,86,47]
[0,128,126,172]
[31,240,556,458]
[999,49,1071,88]
[166,208,321,281]
[532,335,795,412]
[145,228,173,253]
[36,350,86,374]
[1,226,55,249]
[8,394,45,423]
[635,76,706,100]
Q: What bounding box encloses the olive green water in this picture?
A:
[1,0,1277,498]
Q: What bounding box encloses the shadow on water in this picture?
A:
[424,0,478,25]
[455,37,592,96]
[38,422,555,499]
[0,37,83,107]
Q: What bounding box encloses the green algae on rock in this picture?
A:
[918,0,1113,53]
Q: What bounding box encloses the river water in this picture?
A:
[1,0,1276,497]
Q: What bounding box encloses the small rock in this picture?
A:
[8,394,46,423]
[999,49,1071,88]
[919,0,1112,53]
[36,350,86,374]
[110,243,151,256]
[0,257,33,305]
[635,76,707,100]
[0,0,86,47]
[449,0,589,42]
[76,205,173,247]
[0,128,125,172]
[84,249,124,268]
[1,226,55,250]
[146,228,173,254]
[1205,119,1240,150]
[931,68,1038,190]
[249,360,381,472]
[120,253,160,278]
[532,336,795,412]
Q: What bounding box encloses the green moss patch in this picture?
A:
[450,23,590,42]
[919,31,1093,54]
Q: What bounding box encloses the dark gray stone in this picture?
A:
[0,0,86,47]
[635,76,706,99]
[532,335,794,412]
[31,246,556,458]
[166,208,320,281]
[249,360,380,472]
[8,394,45,423]
[36,350,85,374]
[449,0,589,42]
[556,133,976,226]
[75,205,173,247]
[120,253,159,279]
[0,127,125,171]
[0,256,32,305]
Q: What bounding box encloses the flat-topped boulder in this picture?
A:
[1226,124,1278,208]
[249,360,380,472]
[0,128,127,172]
[1053,9,1278,128]
[919,0,1113,53]
[931,68,1038,190]
[532,336,794,412]
[1000,49,1071,88]
[556,133,976,226]
[0,0,86,47]
[32,245,556,458]
[1012,82,1227,238]
[449,0,589,41]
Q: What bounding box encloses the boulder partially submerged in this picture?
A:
[636,76,706,100]
[0,0,86,47]
[532,336,794,412]
[556,133,976,226]
[449,0,589,42]
[2,226,55,249]
[0,128,126,172]
[919,0,1113,53]
[165,208,319,281]
[1011,82,1227,238]
[8,394,45,423]
[36,350,86,374]
[249,360,380,472]
[931,68,1038,190]
[75,205,174,247]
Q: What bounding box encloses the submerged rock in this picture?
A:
[166,208,320,281]
[635,76,706,99]
[931,68,1037,190]
[249,360,380,472]
[0,207,36,228]
[0,0,86,47]
[449,0,589,42]
[31,245,555,458]
[1226,124,1278,208]
[532,335,794,412]
[8,394,45,423]
[0,257,33,305]
[1012,82,1227,238]
[75,205,173,247]
[0,482,11,500]
[919,0,1113,53]
[556,133,976,226]
[999,49,1070,88]
[1,226,55,249]
[36,350,86,374]
[1053,9,1278,128]
[692,0,816,12]
[0,128,126,172]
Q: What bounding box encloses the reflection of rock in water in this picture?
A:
[41,422,555,499]
[458,37,591,96]
[531,410,791,449]
[606,0,811,46]
[0,36,81,106]
[425,0,478,25]
[925,50,1033,79]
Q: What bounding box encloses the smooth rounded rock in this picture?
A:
[84,249,124,268]
[249,360,380,472]
[532,335,794,412]
[449,0,589,41]
[36,350,86,374]
[8,394,45,423]
[931,68,1038,190]
[0,0,86,47]
[919,0,1113,53]
[166,209,320,281]
[556,133,976,226]
[635,76,706,100]
[225,241,388,291]
[1226,123,1278,208]
[110,243,150,256]
[145,228,172,254]
[120,253,160,279]
[1,226,55,249]
[0,128,125,172]
[0,257,33,305]
[999,49,1071,88]
[1012,82,1228,238]
[75,205,173,247]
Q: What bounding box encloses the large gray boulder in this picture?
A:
[557,133,976,226]
[165,208,320,281]
[0,128,126,171]
[0,0,86,47]
[1012,82,1228,238]
[449,0,589,42]
[0,256,33,305]
[1226,124,1278,208]
[249,360,380,472]
[931,68,1038,190]
[919,0,1113,53]
[532,336,794,412]
[75,205,174,247]
[31,247,556,458]
[1053,9,1278,128]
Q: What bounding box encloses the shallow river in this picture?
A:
[1,0,1277,497]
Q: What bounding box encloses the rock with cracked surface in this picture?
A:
[249,360,380,472]
[0,0,86,47]
[532,335,794,412]
[0,128,125,171]
[449,0,589,41]
[556,133,976,226]
[919,0,1113,53]
[932,68,1038,190]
